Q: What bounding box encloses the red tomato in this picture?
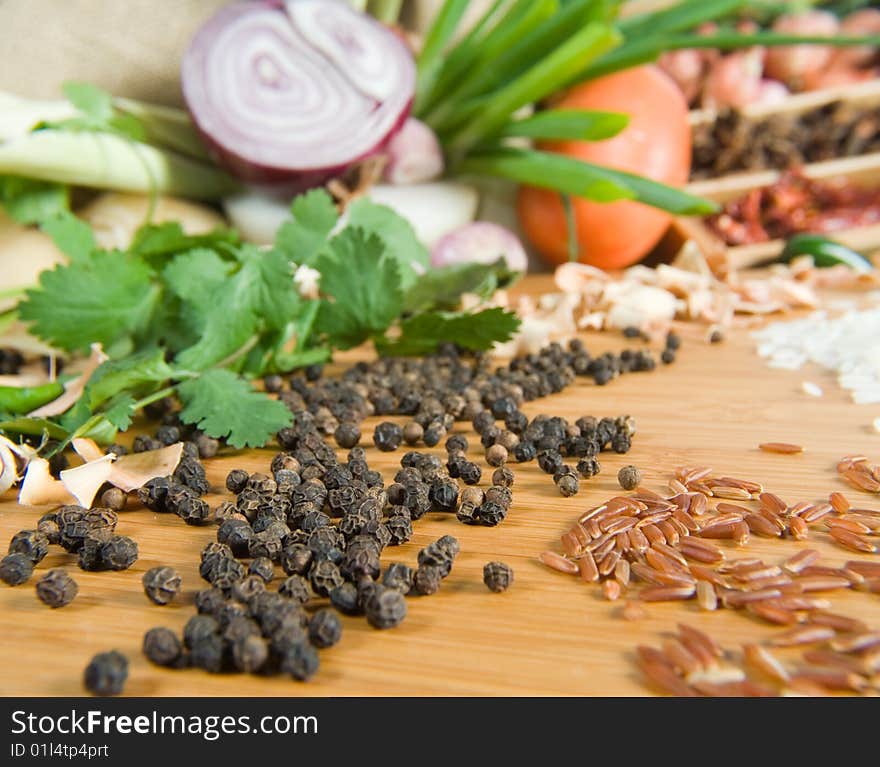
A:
[517,65,692,270]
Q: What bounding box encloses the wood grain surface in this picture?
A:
[1,276,879,697]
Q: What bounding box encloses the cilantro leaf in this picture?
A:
[376,308,520,356]
[347,198,429,290]
[102,394,136,431]
[236,245,301,330]
[174,287,257,372]
[86,349,174,409]
[178,369,293,448]
[39,211,96,263]
[0,176,69,225]
[275,189,339,265]
[162,248,234,309]
[314,227,403,350]
[403,259,521,314]
[132,221,239,259]
[19,250,159,353]
[63,82,114,123]
[173,247,300,371]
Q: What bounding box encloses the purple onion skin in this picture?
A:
[192,106,411,193]
[183,0,415,191]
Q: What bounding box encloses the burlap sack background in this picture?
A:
[0,0,479,105]
[0,0,230,105]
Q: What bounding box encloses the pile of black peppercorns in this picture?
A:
[2,338,670,692]
[137,340,653,683]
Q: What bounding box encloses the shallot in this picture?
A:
[382,118,444,185]
[431,222,528,272]
[834,8,880,68]
[182,0,415,190]
[701,49,764,110]
[764,11,839,89]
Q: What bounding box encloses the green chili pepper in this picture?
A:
[778,234,874,274]
[0,381,65,415]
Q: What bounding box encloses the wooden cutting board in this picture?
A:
[1,276,878,697]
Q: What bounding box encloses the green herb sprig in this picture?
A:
[5,191,519,450]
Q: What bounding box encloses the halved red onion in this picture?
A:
[182,0,416,189]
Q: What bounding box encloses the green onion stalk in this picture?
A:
[415,0,880,216]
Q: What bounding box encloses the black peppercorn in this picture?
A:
[492,466,515,488]
[196,434,220,459]
[445,434,469,453]
[263,373,284,393]
[280,543,313,576]
[709,328,724,343]
[429,479,459,512]
[661,348,675,364]
[133,435,163,453]
[382,563,414,595]
[281,642,320,681]
[8,529,49,564]
[230,635,268,673]
[483,561,514,593]
[618,464,642,490]
[308,608,342,649]
[537,450,564,475]
[555,473,580,497]
[410,565,443,596]
[611,432,632,454]
[248,557,274,584]
[194,588,227,616]
[422,424,445,447]
[206,556,246,589]
[458,461,482,486]
[329,582,360,615]
[403,421,424,446]
[373,421,403,452]
[364,588,407,629]
[217,518,254,558]
[137,476,173,513]
[486,444,508,467]
[417,538,457,577]
[576,457,601,479]
[183,614,220,649]
[142,566,182,605]
[340,537,381,580]
[385,514,413,545]
[225,469,249,494]
[623,325,642,338]
[99,535,139,571]
[476,502,507,527]
[334,422,361,449]
[472,410,495,434]
[100,487,127,511]
[513,441,537,463]
[309,560,344,597]
[35,569,78,607]
[143,627,183,668]
[279,574,312,604]
[83,650,128,695]
[665,331,681,350]
[174,455,210,495]
[231,575,266,604]
[37,512,61,545]
[190,634,225,673]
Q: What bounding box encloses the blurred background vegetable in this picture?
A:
[516,65,691,269]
